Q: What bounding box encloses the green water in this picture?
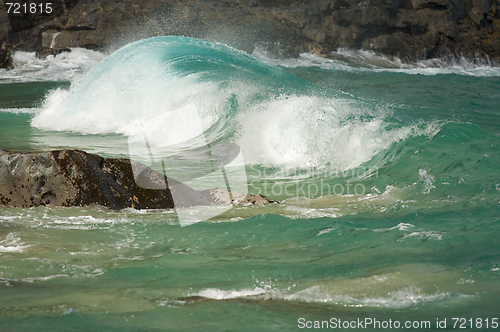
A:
[0,38,499,331]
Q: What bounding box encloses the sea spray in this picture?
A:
[31,36,438,173]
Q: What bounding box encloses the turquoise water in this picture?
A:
[0,37,499,331]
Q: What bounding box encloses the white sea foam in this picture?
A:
[286,285,455,308]
[19,274,69,283]
[0,108,38,114]
[196,287,267,300]
[316,227,337,236]
[417,169,436,194]
[369,222,445,241]
[190,263,473,308]
[399,231,445,241]
[0,232,30,253]
[192,284,466,308]
[253,47,500,77]
[46,215,119,230]
[0,48,106,83]
[32,72,221,138]
[236,95,441,169]
[373,222,415,232]
[34,84,438,170]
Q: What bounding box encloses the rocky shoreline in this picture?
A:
[0,149,276,209]
[0,0,499,68]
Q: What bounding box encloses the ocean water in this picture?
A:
[0,36,499,331]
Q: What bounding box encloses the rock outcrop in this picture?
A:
[199,188,278,206]
[0,0,499,66]
[0,149,276,209]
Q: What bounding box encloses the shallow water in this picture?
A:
[0,38,499,331]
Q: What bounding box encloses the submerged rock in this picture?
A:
[0,149,276,209]
[199,188,278,206]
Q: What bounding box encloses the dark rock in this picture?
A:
[199,188,278,206]
[0,40,12,69]
[0,149,277,209]
[36,46,72,59]
[0,149,174,209]
[0,0,499,66]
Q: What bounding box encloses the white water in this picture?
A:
[253,47,500,77]
[33,82,441,170]
[0,48,106,83]
[2,45,498,86]
[193,284,468,309]
[0,232,30,253]
[190,262,474,308]
[29,45,442,172]
[236,95,441,169]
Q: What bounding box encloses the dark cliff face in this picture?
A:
[0,0,499,65]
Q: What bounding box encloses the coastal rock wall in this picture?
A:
[0,0,499,66]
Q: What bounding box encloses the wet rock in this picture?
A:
[199,188,278,206]
[0,149,277,209]
[0,149,175,209]
[0,40,12,69]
